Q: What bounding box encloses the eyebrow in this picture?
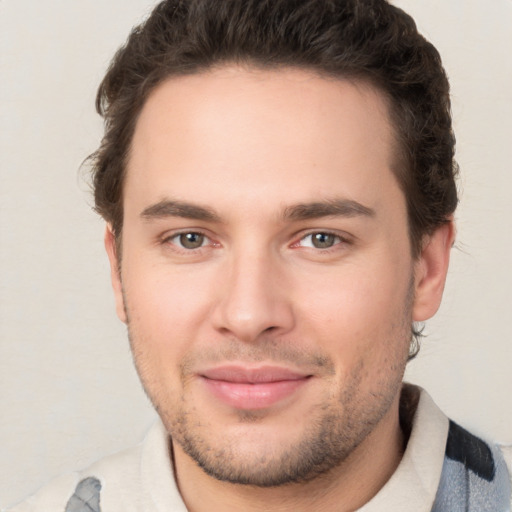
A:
[283,199,375,221]
[141,200,221,222]
[140,197,375,223]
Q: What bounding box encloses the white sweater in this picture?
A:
[8,387,512,512]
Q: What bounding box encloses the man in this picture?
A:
[10,0,511,510]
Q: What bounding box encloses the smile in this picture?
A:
[199,365,313,410]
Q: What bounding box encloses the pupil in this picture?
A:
[180,233,204,249]
[313,233,334,248]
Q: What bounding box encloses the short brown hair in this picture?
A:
[91,0,458,258]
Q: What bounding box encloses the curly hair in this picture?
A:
[90,0,459,356]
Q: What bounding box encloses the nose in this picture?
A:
[212,249,295,343]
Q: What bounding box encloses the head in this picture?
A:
[93,0,457,492]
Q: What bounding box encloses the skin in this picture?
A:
[105,67,454,511]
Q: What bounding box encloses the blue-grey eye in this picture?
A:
[310,232,337,249]
[178,232,205,249]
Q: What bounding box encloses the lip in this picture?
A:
[199,365,312,410]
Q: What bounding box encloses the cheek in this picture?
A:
[121,263,215,375]
[124,261,210,321]
[298,263,409,333]
[295,260,412,370]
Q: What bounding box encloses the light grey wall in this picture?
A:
[1,0,511,507]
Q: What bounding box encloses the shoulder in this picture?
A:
[7,420,184,512]
[6,472,82,512]
[432,418,512,511]
[7,440,145,512]
[397,386,511,511]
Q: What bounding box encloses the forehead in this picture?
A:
[125,66,402,218]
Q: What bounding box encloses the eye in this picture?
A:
[299,232,342,249]
[171,232,208,250]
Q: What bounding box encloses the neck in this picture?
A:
[172,394,405,512]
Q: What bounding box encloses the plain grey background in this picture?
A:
[1,0,511,507]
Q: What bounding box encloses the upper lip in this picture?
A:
[199,365,311,384]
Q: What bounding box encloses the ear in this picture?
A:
[412,219,456,322]
[104,224,128,324]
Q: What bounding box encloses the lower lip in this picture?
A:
[201,377,310,410]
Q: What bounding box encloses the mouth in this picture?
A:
[199,365,313,410]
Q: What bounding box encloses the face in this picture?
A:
[106,67,452,486]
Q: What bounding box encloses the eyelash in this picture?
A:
[162,230,216,252]
[293,231,350,252]
[161,229,350,254]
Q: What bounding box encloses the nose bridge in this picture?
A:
[214,241,294,342]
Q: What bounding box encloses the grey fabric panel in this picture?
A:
[445,421,495,481]
[467,444,512,512]
[431,458,467,512]
[432,443,511,512]
[65,477,102,512]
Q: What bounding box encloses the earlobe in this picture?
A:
[412,219,456,322]
[104,225,128,324]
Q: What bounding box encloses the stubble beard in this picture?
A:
[124,281,413,488]
[128,332,409,488]
[170,366,403,487]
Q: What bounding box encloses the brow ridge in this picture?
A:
[283,199,375,221]
[140,198,375,223]
[141,200,220,222]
